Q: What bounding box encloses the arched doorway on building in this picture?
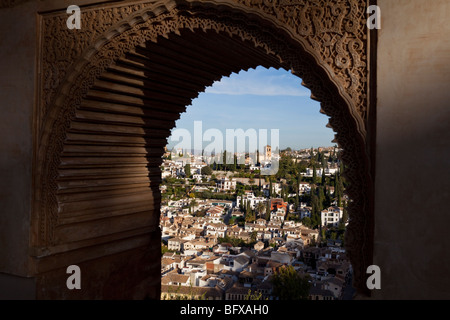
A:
[33,0,374,299]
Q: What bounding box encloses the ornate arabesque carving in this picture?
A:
[36,0,373,296]
[236,0,368,119]
[39,0,368,130]
[39,2,155,131]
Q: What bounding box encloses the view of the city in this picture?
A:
[159,69,354,300]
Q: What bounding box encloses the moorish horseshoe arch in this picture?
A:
[33,0,375,298]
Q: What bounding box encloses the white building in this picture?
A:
[190,161,207,175]
[161,159,184,178]
[270,208,286,223]
[216,177,236,192]
[299,182,311,194]
[167,237,186,252]
[303,167,323,177]
[236,192,266,209]
[321,206,344,227]
[262,182,281,197]
[206,206,225,223]
[205,223,227,238]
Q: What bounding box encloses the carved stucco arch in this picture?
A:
[34,0,374,297]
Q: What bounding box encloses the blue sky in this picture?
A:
[167,66,335,151]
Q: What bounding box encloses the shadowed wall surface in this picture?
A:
[373,0,450,299]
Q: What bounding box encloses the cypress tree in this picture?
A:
[312,164,317,184]
[269,179,273,197]
[318,186,325,211]
[321,167,326,186]
[266,200,271,221]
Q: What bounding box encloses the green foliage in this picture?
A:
[255,201,266,218]
[161,243,174,256]
[217,235,253,247]
[228,216,245,226]
[184,164,191,178]
[245,209,255,223]
[271,265,311,300]
[265,200,271,220]
[201,165,213,175]
[301,217,312,228]
[312,164,317,184]
[163,284,206,300]
[194,191,235,201]
[244,289,266,300]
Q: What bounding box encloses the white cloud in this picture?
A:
[204,68,310,97]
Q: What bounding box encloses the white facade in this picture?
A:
[303,167,323,177]
[299,182,311,194]
[236,192,266,209]
[216,177,236,191]
[262,183,281,196]
[321,206,343,227]
[270,208,286,223]
[205,223,227,238]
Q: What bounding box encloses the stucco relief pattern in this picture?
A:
[39,0,368,131]
[236,0,368,119]
[39,2,155,131]
[36,0,372,296]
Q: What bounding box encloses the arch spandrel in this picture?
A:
[38,0,368,133]
[34,0,374,298]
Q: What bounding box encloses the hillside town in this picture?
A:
[159,146,353,300]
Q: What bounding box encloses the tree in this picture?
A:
[267,178,271,196]
[265,200,271,220]
[232,154,238,172]
[321,168,327,186]
[184,163,191,178]
[321,152,328,168]
[271,265,311,300]
[250,231,257,243]
[246,211,255,223]
[321,228,326,242]
[312,164,317,184]
[301,217,312,229]
[161,242,170,256]
[244,289,264,300]
[201,165,212,176]
[318,186,326,210]
[255,202,266,219]
[342,202,348,223]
